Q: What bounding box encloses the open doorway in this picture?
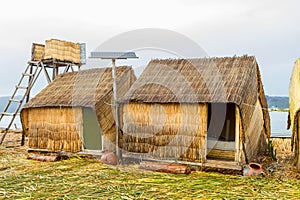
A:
[206,103,236,161]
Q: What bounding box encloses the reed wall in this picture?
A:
[289,59,300,171]
[31,43,45,61]
[297,116,300,170]
[243,100,267,161]
[121,102,207,162]
[22,107,83,152]
[96,93,117,151]
[96,68,136,151]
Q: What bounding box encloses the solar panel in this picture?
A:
[90,52,138,59]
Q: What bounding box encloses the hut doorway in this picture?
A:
[206,103,236,161]
[82,108,102,150]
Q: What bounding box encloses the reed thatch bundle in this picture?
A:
[21,66,136,152]
[31,43,45,61]
[288,58,300,169]
[44,39,81,64]
[271,138,291,153]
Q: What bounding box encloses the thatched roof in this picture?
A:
[24,66,134,108]
[121,55,270,138]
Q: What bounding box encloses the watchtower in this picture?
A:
[0,39,86,145]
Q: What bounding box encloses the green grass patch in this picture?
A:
[0,148,299,199]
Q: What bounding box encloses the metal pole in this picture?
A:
[112,59,120,163]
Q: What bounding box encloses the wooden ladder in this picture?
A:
[0,61,43,145]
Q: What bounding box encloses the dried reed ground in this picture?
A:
[0,134,299,199]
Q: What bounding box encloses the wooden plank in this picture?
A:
[139,161,191,174]
[27,153,59,162]
[204,159,242,170]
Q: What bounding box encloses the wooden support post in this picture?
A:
[201,104,208,164]
[52,64,58,80]
[52,65,55,80]
[21,130,25,146]
[41,62,51,84]
[26,64,33,103]
[55,66,59,78]
[235,105,240,163]
[23,62,32,145]
[297,117,300,171]
[63,65,70,73]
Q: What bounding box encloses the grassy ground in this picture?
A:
[0,147,299,199]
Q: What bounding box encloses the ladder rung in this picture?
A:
[9,99,22,103]
[16,85,28,89]
[28,61,40,65]
[1,112,20,116]
[23,73,34,76]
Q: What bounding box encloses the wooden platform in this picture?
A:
[42,58,81,67]
[28,59,81,68]
[122,152,242,170]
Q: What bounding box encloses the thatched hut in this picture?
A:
[288,58,300,171]
[120,56,270,170]
[21,66,136,153]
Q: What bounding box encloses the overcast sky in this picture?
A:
[0,0,299,97]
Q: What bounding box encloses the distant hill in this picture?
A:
[266,95,289,109]
[0,95,290,112]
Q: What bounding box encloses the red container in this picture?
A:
[100,151,117,165]
[243,163,264,176]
